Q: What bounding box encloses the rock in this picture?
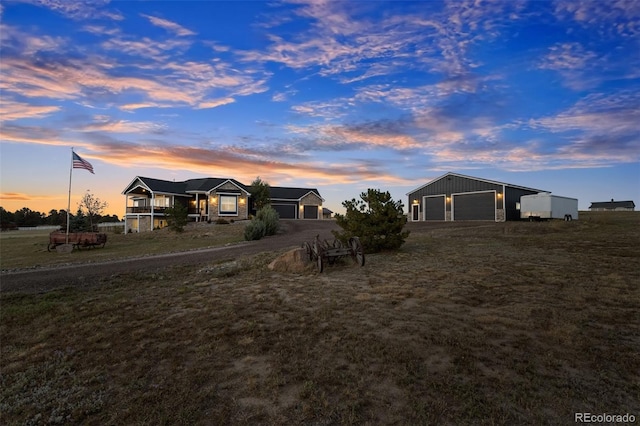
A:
[268,248,310,273]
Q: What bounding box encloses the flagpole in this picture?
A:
[66,148,74,244]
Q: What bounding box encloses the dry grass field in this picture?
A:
[1,212,639,425]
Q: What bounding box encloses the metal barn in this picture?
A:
[406,172,545,222]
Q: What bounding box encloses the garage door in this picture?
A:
[303,205,318,219]
[453,192,495,220]
[425,196,445,220]
[272,204,296,219]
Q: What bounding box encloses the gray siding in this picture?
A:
[408,174,502,203]
[504,187,539,220]
[407,173,545,222]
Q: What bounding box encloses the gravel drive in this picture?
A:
[1,220,340,294]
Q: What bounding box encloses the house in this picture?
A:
[322,207,333,219]
[406,172,545,222]
[589,199,635,211]
[122,176,324,232]
[269,186,324,219]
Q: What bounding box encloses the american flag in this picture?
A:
[73,152,94,174]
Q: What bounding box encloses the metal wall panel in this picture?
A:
[453,192,495,220]
[408,174,501,206]
[425,195,445,220]
[505,187,539,220]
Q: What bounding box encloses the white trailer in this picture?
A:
[520,193,578,221]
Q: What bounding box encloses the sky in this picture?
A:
[1,0,639,218]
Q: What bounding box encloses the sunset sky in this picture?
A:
[1,0,639,218]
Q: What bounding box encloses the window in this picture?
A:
[220,195,237,214]
[153,195,171,207]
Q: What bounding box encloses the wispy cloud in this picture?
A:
[24,0,123,21]
[0,192,59,201]
[141,14,196,37]
[0,99,60,121]
[78,116,168,134]
[553,0,640,38]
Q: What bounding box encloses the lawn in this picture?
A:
[1,212,639,424]
[0,222,246,271]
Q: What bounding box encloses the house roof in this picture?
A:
[589,200,635,209]
[122,176,187,196]
[270,186,324,201]
[123,176,250,195]
[406,171,545,195]
[124,176,320,201]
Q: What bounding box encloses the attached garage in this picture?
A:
[453,192,495,221]
[270,187,324,220]
[272,203,297,219]
[303,205,319,219]
[407,172,545,222]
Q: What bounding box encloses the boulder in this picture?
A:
[268,248,310,273]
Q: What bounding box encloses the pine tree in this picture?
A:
[332,189,409,253]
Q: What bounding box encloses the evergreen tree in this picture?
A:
[332,189,409,253]
[164,202,189,233]
[249,177,271,212]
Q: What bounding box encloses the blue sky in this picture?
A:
[1,0,638,217]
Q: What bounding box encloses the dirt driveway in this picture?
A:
[0,220,341,294]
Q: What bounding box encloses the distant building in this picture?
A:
[589,199,635,211]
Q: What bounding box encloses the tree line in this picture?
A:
[0,207,120,230]
[1,192,117,231]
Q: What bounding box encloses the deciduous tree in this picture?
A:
[78,191,108,231]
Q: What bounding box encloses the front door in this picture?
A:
[199,199,207,219]
[412,204,420,221]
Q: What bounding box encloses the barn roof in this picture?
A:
[406,171,545,195]
[589,200,635,209]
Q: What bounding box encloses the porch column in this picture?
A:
[195,193,200,222]
[124,194,128,234]
[150,193,155,231]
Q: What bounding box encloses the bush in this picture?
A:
[244,219,266,241]
[244,206,279,241]
[332,188,409,253]
[256,206,279,236]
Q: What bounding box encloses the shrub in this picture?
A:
[256,206,280,236]
[332,188,409,253]
[244,206,279,241]
[244,220,266,241]
[164,202,188,233]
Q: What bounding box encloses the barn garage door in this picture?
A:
[425,196,445,221]
[303,205,318,219]
[453,192,495,221]
[272,204,296,219]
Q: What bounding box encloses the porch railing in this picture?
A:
[126,207,206,215]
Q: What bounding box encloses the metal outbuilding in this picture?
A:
[406,172,545,222]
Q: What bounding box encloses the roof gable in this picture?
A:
[589,200,635,209]
[270,186,323,201]
[122,176,186,195]
[407,171,545,195]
